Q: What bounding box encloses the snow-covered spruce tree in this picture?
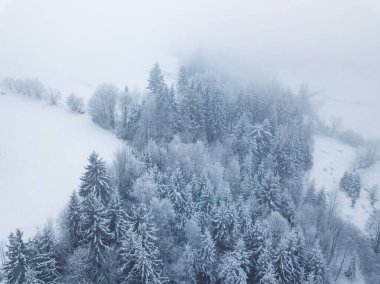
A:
[24,266,43,284]
[256,247,278,284]
[273,234,299,284]
[79,151,113,206]
[205,88,226,143]
[244,220,271,281]
[28,224,60,283]
[119,205,162,283]
[212,199,237,251]
[66,190,83,249]
[82,195,113,283]
[251,120,273,162]
[196,230,216,283]
[218,238,250,284]
[254,169,282,217]
[108,191,128,246]
[168,168,192,229]
[180,82,206,142]
[171,244,197,283]
[340,171,361,207]
[306,241,326,284]
[145,63,177,143]
[3,229,29,284]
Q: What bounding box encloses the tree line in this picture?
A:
[2,62,380,283]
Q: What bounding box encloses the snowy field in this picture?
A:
[309,135,380,233]
[0,93,122,242]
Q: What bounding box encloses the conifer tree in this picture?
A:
[108,191,128,245]
[79,152,113,205]
[212,200,237,251]
[196,231,216,283]
[219,238,250,283]
[306,241,326,284]
[340,171,361,207]
[24,266,43,284]
[28,225,60,283]
[254,170,282,217]
[119,205,162,283]
[82,196,113,283]
[273,235,297,284]
[206,88,226,143]
[256,247,278,284]
[66,190,83,248]
[4,229,29,284]
[169,168,192,228]
[147,63,166,96]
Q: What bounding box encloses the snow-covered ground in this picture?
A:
[0,93,122,243]
[309,135,380,233]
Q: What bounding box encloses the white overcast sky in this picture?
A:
[1,0,380,136]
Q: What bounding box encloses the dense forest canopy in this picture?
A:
[1,62,380,284]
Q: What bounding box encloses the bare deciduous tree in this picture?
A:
[353,140,380,170]
[46,88,62,105]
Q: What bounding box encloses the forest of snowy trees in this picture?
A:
[2,62,380,284]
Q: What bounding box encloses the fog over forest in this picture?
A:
[1,1,380,284]
[1,0,380,133]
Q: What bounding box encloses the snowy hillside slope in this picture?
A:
[0,93,122,242]
[309,135,380,233]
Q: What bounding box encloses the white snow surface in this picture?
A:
[309,135,380,233]
[0,93,122,242]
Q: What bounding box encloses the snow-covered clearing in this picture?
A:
[309,135,380,233]
[0,93,122,242]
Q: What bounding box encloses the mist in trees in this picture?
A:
[2,61,380,284]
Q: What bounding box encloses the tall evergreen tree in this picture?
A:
[108,191,128,245]
[66,190,83,248]
[119,206,162,284]
[24,266,43,284]
[256,247,278,284]
[273,235,298,284]
[82,196,113,283]
[254,170,282,217]
[147,63,166,96]
[205,88,226,143]
[28,225,60,283]
[306,241,326,284]
[196,231,216,283]
[4,229,29,284]
[79,152,113,205]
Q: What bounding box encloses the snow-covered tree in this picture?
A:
[219,238,250,284]
[24,266,43,284]
[273,234,298,284]
[306,241,326,284]
[205,88,226,143]
[66,191,83,248]
[196,231,216,283]
[28,224,60,283]
[254,170,282,217]
[4,229,29,284]
[108,191,128,245]
[79,152,113,205]
[66,93,85,113]
[256,247,278,284]
[119,205,162,283]
[88,83,118,129]
[82,196,113,283]
[340,171,361,207]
